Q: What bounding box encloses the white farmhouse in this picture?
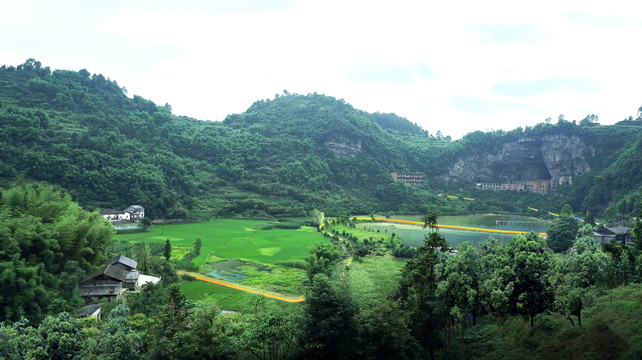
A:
[100,205,145,223]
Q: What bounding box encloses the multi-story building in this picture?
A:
[478,180,551,193]
[501,182,525,191]
[526,180,550,194]
[477,183,502,191]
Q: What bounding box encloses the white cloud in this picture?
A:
[469,23,552,44]
[1,0,642,139]
[493,77,605,96]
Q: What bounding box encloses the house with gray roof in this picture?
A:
[593,226,634,246]
[78,264,127,304]
[109,255,139,289]
[78,255,160,305]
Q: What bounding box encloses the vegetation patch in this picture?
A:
[257,247,281,256]
[169,245,192,261]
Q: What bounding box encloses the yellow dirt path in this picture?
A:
[177,271,305,303]
[371,217,547,236]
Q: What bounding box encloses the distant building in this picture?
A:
[391,172,425,186]
[593,227,634,246]
[501,182,525,191]
[477,183,502,191]
[477,180,550,194]
[100,205,145,223]
[124,205,145,221]
[526,180,550,194]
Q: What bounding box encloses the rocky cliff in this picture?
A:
[444,134,594,188]
[325,137,362,157]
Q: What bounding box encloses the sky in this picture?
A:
[1,0,641,139]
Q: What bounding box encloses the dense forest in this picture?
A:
[1,59,641,220]
[1,194,641,359]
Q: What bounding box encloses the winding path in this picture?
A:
[177,270,305,303]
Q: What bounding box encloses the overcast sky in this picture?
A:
[1,0,641,138]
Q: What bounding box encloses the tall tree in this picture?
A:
[137,242,151,273]
[143,284,192,359]
[301,274,359,360]
[547,204,580,253]
[193,237,202,256]
[437,242,482,325]
[305,242,343,282]
[507,232,553,326]
[241,306,300,360]
[163,238,172,261]
[180,306,243,360]
[399,211,449,359]
[550,236,609,327]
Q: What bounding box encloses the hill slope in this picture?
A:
[1,59,641,218]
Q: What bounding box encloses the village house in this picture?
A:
[593,226,634,246]
[100,205,145,223]
[78,263,127,304]
[78,255,160,305]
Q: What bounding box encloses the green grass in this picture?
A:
[170,245,192,261]
[328,223,399,245]
[117,219,327,267]
[179,279,300,311]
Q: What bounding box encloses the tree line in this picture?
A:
[3,202,642,359]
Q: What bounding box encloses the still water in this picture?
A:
[358,214,550,248]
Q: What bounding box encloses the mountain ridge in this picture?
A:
[1,59,641,218]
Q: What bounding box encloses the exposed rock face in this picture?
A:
[444,135,593,188]
[325,137,362,157]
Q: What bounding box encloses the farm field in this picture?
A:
[117,219,325,267]
[327,223,399,245]
[117,219,328,304]
[178,278,295,311]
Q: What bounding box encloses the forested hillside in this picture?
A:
[0,181,113,323]
[1,59,641,219]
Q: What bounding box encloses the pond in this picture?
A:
[113,224,141,230]
[207,259,272,281]
[358,214,551,248]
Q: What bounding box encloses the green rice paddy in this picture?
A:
[117,219,327,307]
[117,219,326,268]
[179,279,259,310]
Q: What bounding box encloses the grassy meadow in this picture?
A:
[117,219,327,305]
[117,219,325,267]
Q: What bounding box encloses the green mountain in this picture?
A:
[1,59,641,219]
